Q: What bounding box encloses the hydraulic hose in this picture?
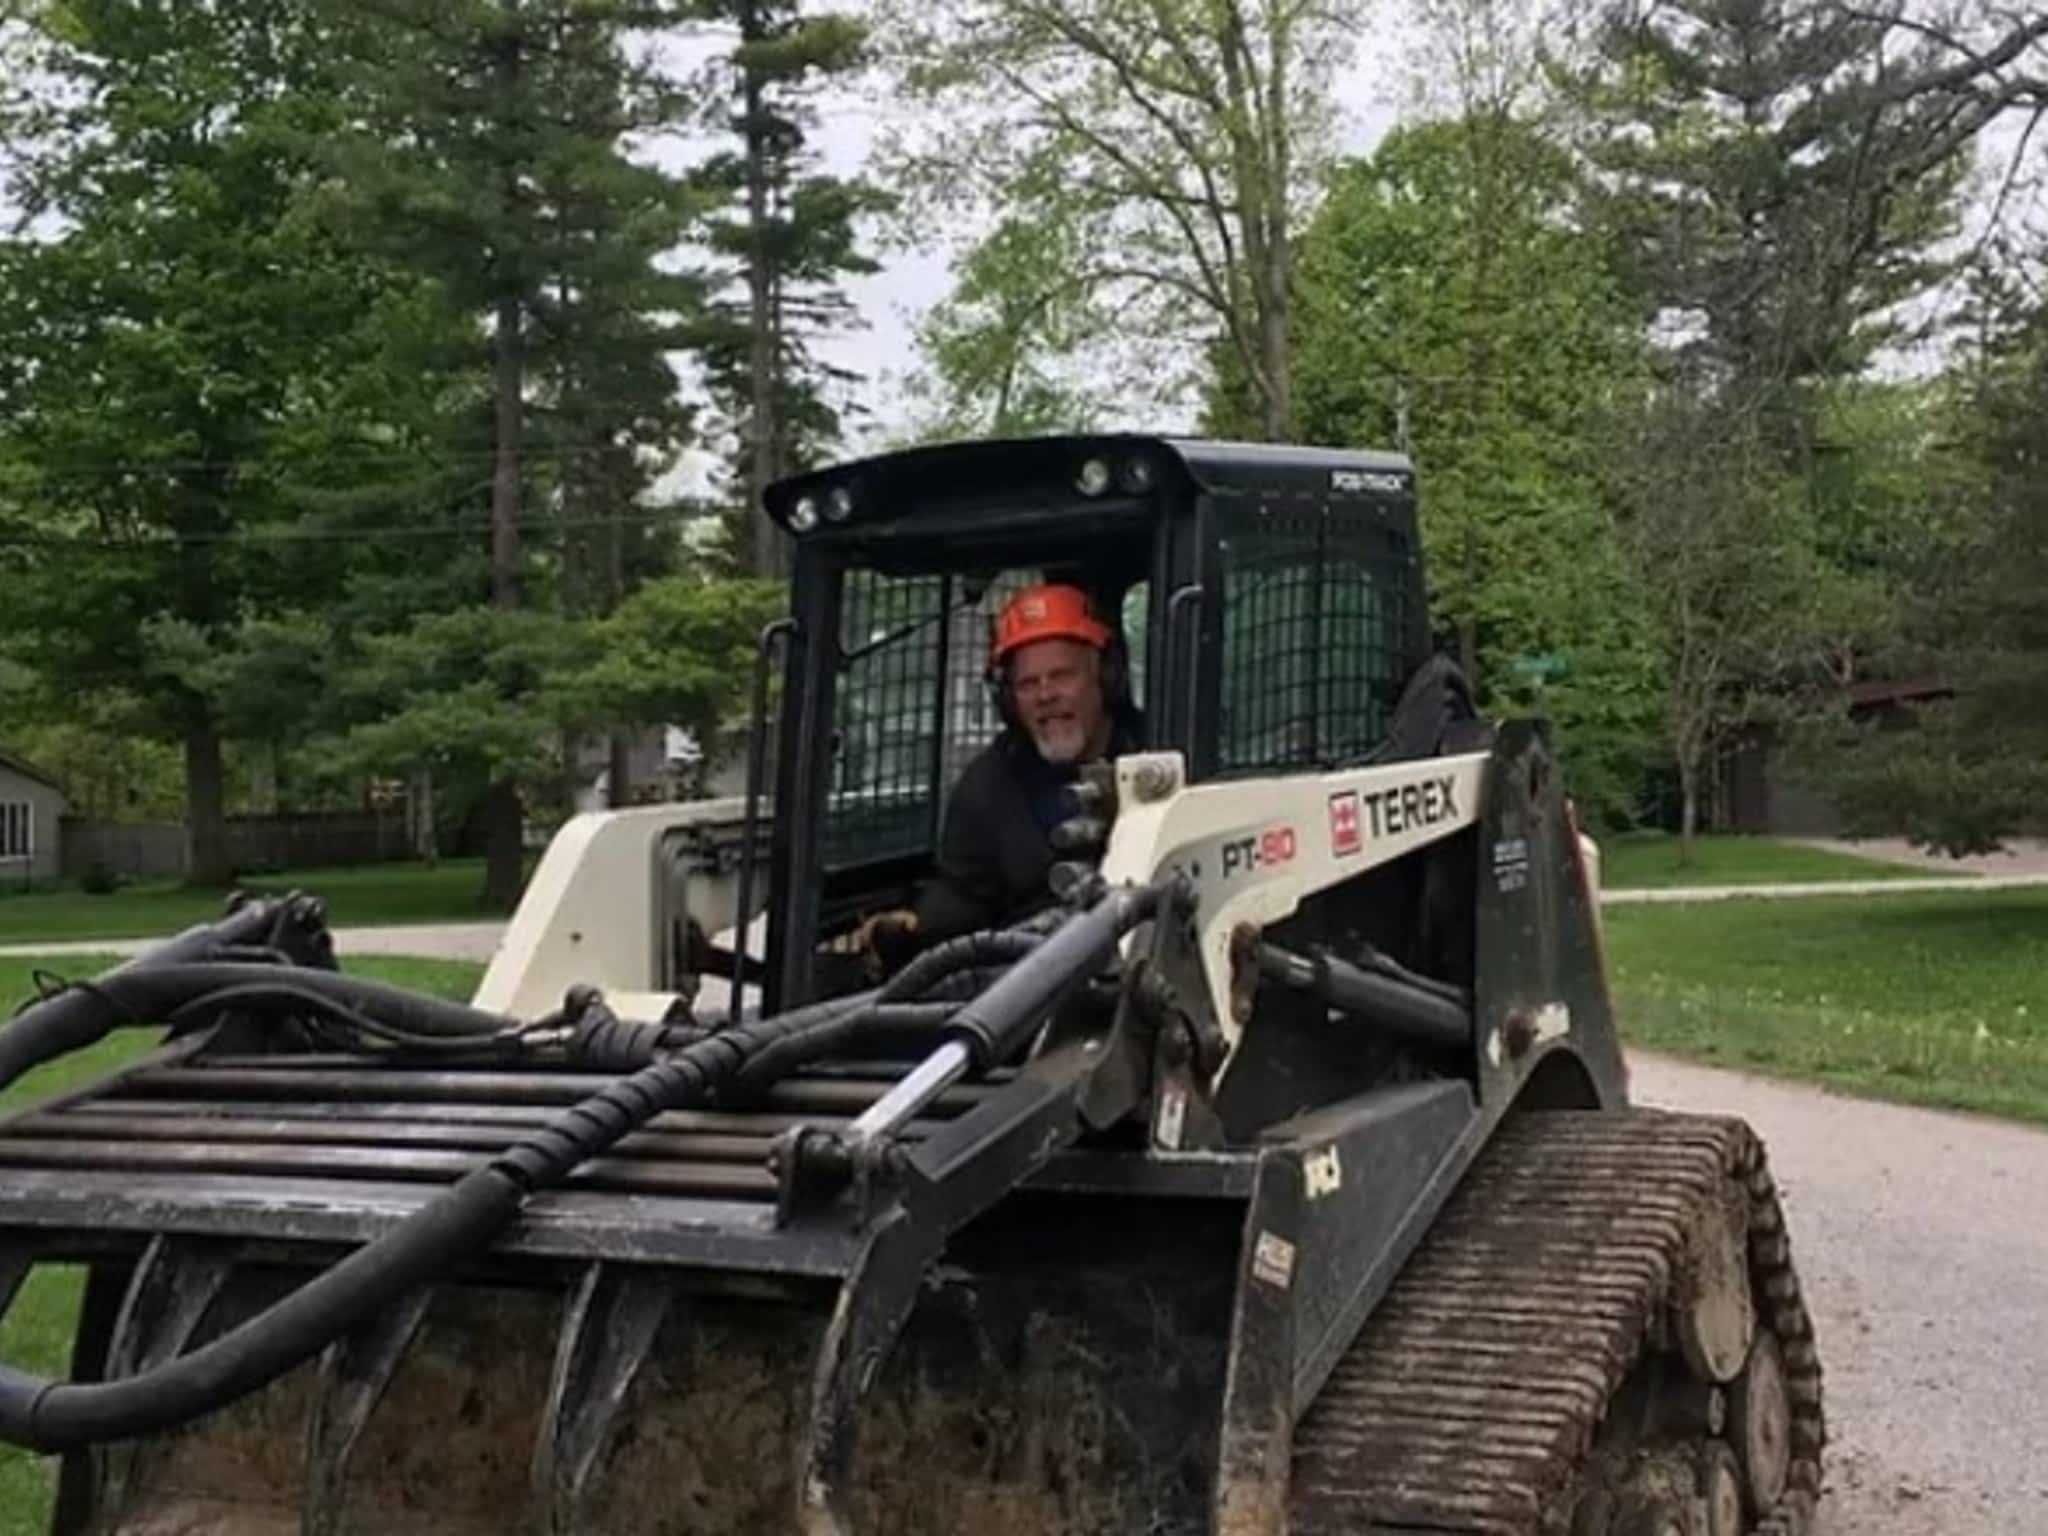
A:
[0,897,328,1086]
[0,991,879,1452]
[0,964,523,1093]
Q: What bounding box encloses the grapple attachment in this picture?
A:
[0,880,1270,1536]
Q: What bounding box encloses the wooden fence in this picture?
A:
[61,811,412,884]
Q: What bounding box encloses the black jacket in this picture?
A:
[912,716,1142,941]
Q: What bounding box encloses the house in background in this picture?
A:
[1717,676,1954,836]
[0,747,66,886]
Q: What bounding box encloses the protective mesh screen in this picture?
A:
[823,569,1041,870]
[824,571,946,868]
[1216,503,1413,774]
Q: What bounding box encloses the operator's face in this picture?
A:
[1009,637,1109,765]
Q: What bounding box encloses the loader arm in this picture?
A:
[1099,749,1489,1063]
[474,796,761,1022]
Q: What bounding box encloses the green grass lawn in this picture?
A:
[1607,886,2048,1122]
[0,953,484,1534]
[0,859,520,945]
[1596,830,1964,890]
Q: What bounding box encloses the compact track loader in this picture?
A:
[0,436,1823,1536]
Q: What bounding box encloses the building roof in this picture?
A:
[1843,675,1952,710]
[0,748,63,793]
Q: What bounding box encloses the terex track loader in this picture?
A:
[0,436,1823,1536]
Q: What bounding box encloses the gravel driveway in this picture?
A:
[1630,1052,2048,1535]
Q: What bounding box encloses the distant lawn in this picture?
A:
[0,859,521,945]
[1607,886,2048,1123]
[0,952,485,1533]
[1597,831,1964,891]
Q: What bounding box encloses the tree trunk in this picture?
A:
[410,769,437,864]
[482,18,526,912]
[1677,749,1700,870]
[1457,618,1478,685]
[491,313,524,608]
[608,732,634,807]
[742,0,785,579]
[1259,269,1292,441]
[184,718,231,888]
[482,779,525,912]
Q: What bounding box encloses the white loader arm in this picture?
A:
[1098,750,1491,1056]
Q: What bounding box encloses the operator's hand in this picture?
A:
[854,908,921,981]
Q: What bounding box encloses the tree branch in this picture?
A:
[1001,0,1245,274]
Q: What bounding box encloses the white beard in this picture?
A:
[1029,716,1090,764]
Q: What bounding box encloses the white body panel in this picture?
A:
[474,797,756,1019]
[1099,750,1491,1053]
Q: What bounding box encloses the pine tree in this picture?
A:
[317,0,702,904]
[1566,0,1974,428]
[685,0,889,576]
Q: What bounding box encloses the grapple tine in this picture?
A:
[532,1261,674,1536]
[94,1235,238,1533]
[301,1286,434,1536]
[796,1210,938,1536]
[0,1240,29,1323]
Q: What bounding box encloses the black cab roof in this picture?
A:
[762,434,1414,536]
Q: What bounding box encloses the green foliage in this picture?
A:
[1563,0,1973,418]
[1788,291,2048,853]
[568,577,786,754]
[1549,0,1985,843]
[1288,117,1662,824]
[902,213,1112,440]
[684,0,891,568]
[338,607,585,796]
[0,0,394,875]
[881,0,1355,438]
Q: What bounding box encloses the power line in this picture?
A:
[0,437,713,483]
[0,506,730,552]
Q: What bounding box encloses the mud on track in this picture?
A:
[1626,1052,2048,1535]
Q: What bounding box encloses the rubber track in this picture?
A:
[1287,1109,1825,1536]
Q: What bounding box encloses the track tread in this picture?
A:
[1286,1109,1825,1536]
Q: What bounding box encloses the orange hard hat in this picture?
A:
[992,583,1112,662]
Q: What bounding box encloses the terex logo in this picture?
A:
[1221,825,1297,878]
[1330,792,1363,856]
[1331,775,1461,856]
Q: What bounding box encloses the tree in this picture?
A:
[686,1,889,574]
[0,0,387,884]
[564,573,785,759]
[1551,0,2045,854]
[317,0,702,906]
[1285,116,1663,824]
[1560,0,2048,433]
[1604,390,1827,851]
[1793,275,2048,853]
[900,212,1116,440]
[882,0,1357,439]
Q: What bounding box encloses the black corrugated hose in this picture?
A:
[0,908,1053,1453]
